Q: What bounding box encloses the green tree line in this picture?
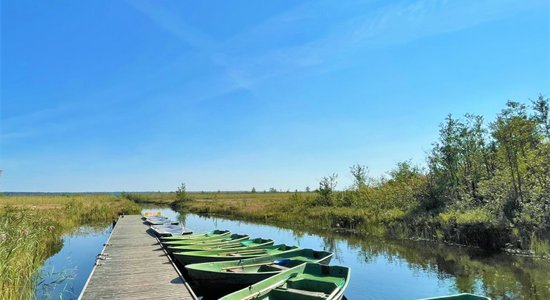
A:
[305,96,550,252]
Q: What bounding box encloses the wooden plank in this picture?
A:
[79,215,196,300]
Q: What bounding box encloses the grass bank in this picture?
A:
[0,194,140,299]
[156,97,550,255]
[129,191,549,256]
[128,191,550,299]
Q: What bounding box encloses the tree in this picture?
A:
[481,99,550,235]
[176,183,189,202]
[251,187,256,193]
[389,160,421,182]
[172,183,190,210]
[305,186,310,192]
[428,113,493,205]
[428,114,462,204]
[457,114,490,202]
[491,101,538,208]
[317,173,338,206]
[268,187,277,193]
[350,163,368,190]
[532,95,549,139]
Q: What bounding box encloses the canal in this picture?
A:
[38,208,550,299]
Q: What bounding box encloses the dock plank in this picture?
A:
[79,215,196,300]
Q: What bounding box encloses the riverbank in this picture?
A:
[0,194,140,299]
[124,191,550,256]
[136,98,550,256]
[174,210,550,299]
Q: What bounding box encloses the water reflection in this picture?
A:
[33,206,549,299]
[349,236,550,300]
[173,212,549,300]
[36,226,110,299]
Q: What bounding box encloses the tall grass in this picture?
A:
[530,233,550,258]
[121,192,175,204]
[0,207,62,299]
[150,190,549,252]
[0,194,140,299]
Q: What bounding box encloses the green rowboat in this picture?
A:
[418,294,490,300]
[173,244,299,265]
[161,232,240,248]
[185,248,333,292]
[160,229,230,241]
[166,235,259,253]
[164,234,249,253]
[219,263,350,300]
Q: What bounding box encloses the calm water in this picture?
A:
[38,208,550,299]
[149,208,550,300]
[36,226,111,299]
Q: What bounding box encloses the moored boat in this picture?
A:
[219,263,350,300]
[150,224,193,237]
[185,248,333,292]
[418,293,490,300]
[162,232,243,249]
[165,234,250,253]
[170,238,274,260]
[160,229,230,241]
[144,216,179,225]
[173,244,299,265]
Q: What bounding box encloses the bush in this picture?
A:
[172,183,191,211]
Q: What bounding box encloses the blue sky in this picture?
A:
[1,0,549,192]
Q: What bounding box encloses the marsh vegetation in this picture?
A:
[146,97,550,255]
[2,97,548,298]
[179,211,550,299]
[0,194,140,299]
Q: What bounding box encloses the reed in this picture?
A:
[530,233,550,258]
[0,194,140,299]
[0,207,62,299]
[171,191,549,253]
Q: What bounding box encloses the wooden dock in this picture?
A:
[79,215,196,300]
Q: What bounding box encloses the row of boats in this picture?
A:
[144,215,490,300]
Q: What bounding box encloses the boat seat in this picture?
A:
[269,264,290,270]
[285,278,341,297]
[226,268,244,273]
[257,264,291,272]
[284,288,327,297]
[271,287,328,300]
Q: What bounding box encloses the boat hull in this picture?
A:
[166,235,250,253]
[186,249,333,293]
[161,233,234,247]
[150,224,192,237]
[418,294,490,300]
[160,230,230,241]
[173,244,298,266]
[219,263,350,300]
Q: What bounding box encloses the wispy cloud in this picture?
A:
[125,0,215,51]
[126,0,261,97]
[5,0,545,143]
[126,0,546,102]
[347,0,547,47]
[218,0,547,82]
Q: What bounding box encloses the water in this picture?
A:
[35,226,111,299]
[37,208,550,299]
[179,214,468,299]
[147,208,549,300]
